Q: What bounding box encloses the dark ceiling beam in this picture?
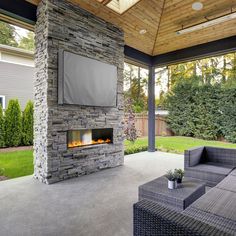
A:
[124,46,153,66]
[0,0,37,25]
[153,35,236,67]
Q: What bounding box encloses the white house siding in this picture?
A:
[0,61,34,109]
[1,53,34,67]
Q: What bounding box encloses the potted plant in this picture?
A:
[165,170,176,189]
[174,169,184,183]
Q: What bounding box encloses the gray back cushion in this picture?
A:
[206,147,236,166]
[189,147,205,166]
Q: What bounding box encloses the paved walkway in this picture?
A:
[0,151,183,236]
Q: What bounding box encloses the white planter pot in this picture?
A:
[168,180,176,189]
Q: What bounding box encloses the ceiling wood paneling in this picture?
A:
[27,0,236,56]
[153,0,236,55]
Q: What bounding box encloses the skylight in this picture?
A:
[106,0,140,14]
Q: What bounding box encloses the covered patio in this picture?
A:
[0,151,183,236]
[1,0,236,235]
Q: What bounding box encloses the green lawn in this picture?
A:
[125,136,236,154]
[0,150,33,179]
[1,136,236,179]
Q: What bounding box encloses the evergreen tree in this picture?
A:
[168,61,198,89]
[4,99,22,147]
[0,21,18,47]
[18,31,35,51]
[0,105,5,147]
[222,52,236,87]
[124,63,148,113]
[128,77,148,112]
[22,101,34,145]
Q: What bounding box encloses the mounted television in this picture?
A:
[58,50,117,107]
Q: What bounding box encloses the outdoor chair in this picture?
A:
[184,146,236,186]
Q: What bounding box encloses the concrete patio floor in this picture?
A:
[0,151,183,236]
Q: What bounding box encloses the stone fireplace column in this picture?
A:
[34,0,124,184]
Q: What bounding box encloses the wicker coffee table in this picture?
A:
[139,176,205,211]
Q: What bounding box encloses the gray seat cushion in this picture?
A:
[229,168,236,176]
[185,162,233,186]
[216,175,236,193]
[183,187,236,234]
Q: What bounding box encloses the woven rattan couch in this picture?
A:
[184,146,236,186]
[133,147,236,236]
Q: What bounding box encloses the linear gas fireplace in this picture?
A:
[67,128,113,148]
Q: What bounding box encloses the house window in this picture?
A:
[0,95,6,109]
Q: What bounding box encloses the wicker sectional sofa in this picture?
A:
[133,147,236,236]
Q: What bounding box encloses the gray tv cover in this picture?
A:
[59,50,117,107]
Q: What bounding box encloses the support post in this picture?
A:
[148,66,155,152]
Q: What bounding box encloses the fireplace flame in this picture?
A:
[68,138,111,148]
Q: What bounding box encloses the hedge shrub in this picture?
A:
[220,88,236,143]
[0,105,5,147]
[4,99,22,147]
[124,146,148,155]
[166,77,236,142]
[191,84,221,140]
[165,80,196,137]
[22,101,34,146]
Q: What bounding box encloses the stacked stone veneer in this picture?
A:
[34,0,124,184]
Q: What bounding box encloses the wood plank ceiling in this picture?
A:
[27,0,236,56]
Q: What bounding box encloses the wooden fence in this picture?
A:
[125,114,174,137]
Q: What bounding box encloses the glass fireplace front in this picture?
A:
[67,128,113,148]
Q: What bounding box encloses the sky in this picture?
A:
[13,25,29,42]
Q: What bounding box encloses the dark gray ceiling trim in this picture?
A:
[124,46,152,66]
[0,0,37,25]
[153,35,236,67]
